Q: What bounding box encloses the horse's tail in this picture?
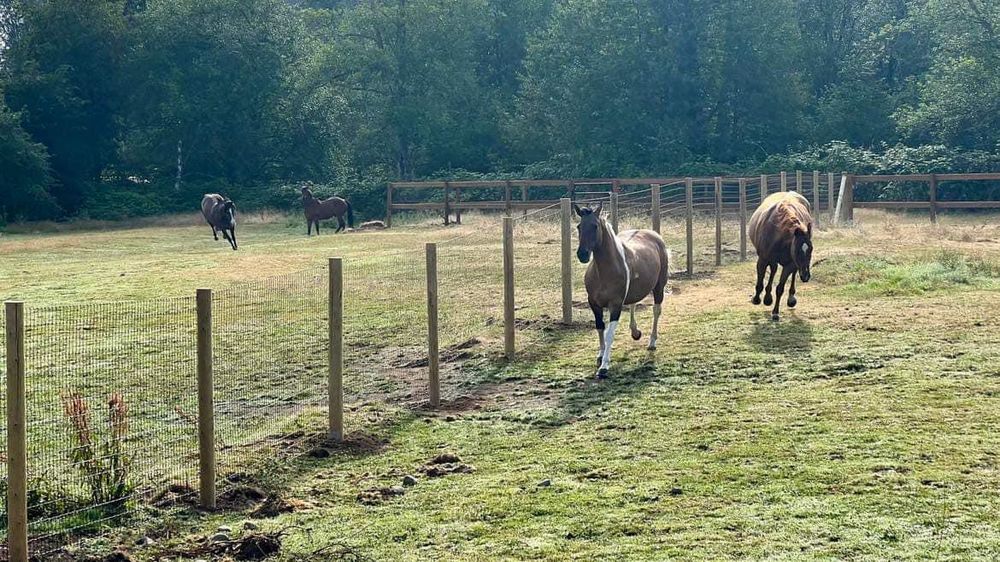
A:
[346,200,355,228]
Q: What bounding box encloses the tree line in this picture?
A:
[2,0,999,223]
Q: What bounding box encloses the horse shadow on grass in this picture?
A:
[746,313,813,357]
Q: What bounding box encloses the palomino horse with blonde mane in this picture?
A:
[748,191,815,320]
[575,203,670,379]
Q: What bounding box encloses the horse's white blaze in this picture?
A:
[599,320,619,373]
[801,242,808,254]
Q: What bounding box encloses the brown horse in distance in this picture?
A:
[576,203,670,379]
[302,186,355,235]
[748,191,814,320]
[201,193,238,250]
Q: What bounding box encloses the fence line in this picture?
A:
[13,168,989,558]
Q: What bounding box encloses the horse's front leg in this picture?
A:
[590,302,605,367]
[787,273,797,308]
[751,258,766,304]
[307,220,312,236]
[598,306,623,379]
[629,304,641,340]
[228,227,238,251]
[763,264,777,306]
[772,266,793,321]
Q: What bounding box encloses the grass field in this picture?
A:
[3,209,1000,560]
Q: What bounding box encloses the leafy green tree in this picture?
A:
[2,0,127,213]
[0,95,53,222]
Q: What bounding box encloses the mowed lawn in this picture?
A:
[4,211,1000,560]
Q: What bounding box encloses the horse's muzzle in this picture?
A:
[577,248,591,264]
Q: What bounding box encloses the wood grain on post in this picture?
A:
[385,185,393,228]
[651,184,661,233]
[521,184,528,217]
[561,198,573,325]
[685,178,694,275]
[6,301,28,562]
[610,192,619,233]
[503,217,515,360]
[761,174,769,199]
[196,288,216,510]
[425,244,440,407]
[504,181,512,216]
[812,170,821,228]
[781,171,788,192]
[828,172,836,220]
[328,258,344,441]
[795,170,803,193]
[714,177,723,266]
[738,179,748,262]
[929,174,939,224]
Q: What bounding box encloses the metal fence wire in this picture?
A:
[0,173,850,558]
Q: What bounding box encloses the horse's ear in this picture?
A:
[807,222,813,236]
[572,203,583,217]
[594,202,603,217]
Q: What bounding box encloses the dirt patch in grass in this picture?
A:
[436,378,557,414]
[420,453,476,477]
[157,530,284,561]
[251,495,315,518]
[356,486,406,505]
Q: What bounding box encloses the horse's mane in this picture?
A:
[773,201,807,235]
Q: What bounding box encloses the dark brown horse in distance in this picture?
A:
[302,186,354,235]
[575,203,670,379]
[201,194,238,250]
[748,191,814,320]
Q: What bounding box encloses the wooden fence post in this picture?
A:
[561,198,573,325]
[685,178,694,275]
[610,192,619,233]
[425,244,440,407]
[828,172,836,221]
[328,258,344,441]
[651,184,661,234]
[6,301,28,562]
[196,288,216,511]
[521,184,528,217]
[443,182,451,226]
[929,174,939,224]
[795,170,803,192]
[503,217,515,360]
[845,173,855,222]
[781,171,788,192]
[504,181,513,216]
[454,189,462,225]
[812,170,821,228]
[385,185,393,228]
[738,179,747,262]
[761,174,769,199]
[714,177,723,266]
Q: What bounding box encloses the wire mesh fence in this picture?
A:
[2,171,845,558]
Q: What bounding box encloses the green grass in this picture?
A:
[818,250,1000,297]
[4,210,1000,560]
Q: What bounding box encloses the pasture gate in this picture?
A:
[4,170,1000,559]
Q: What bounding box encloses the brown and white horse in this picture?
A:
[748,191,814,320]
[575,204,670,379]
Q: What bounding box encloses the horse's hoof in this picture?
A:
[788,297,797,308]
[751,296,761,305]
[647,344,656,351]
[597,368,609,380]
[771,313,780,322]
[763,294,774,306]
[631,329,642,341]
